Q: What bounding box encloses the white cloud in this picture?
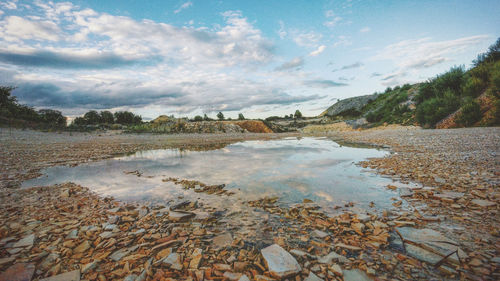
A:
[1,0,17,10]
[372,35,490,86]
[275,57,304,71]
[309,45,326,56]
[0,16,60,41]
[174,1,193,14]
[373,35,489,85]
[292,30,323,47]
[360,27,371,33]
[323,9,342,28]
[278,20,287,39]
[0,5,324,117]
[333,35,351,47]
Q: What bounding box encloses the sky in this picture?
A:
[0,0,499,119]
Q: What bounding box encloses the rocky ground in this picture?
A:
[0,127,499,281]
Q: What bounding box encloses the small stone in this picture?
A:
[212,233,233,249]
[39,253,59,271]
[304,272,323,281]
[74,240,90,253]
[343,269,372,281]
[163,253,182,270]
[214,264,232,271]
[39,270,80,281]
[66,229,78,240]
[335,243,362,251]
[81,260,99,274]
[318,251,347,264]
[168,211,195,222]
[60,189,70,198]
[330,264,343,276]
[223,272,242,281]
[238,275,250,281]
[261,244,301,279]
[471,199,495,208]
[312,230,328,238]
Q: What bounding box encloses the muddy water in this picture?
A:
[23,137,415,214]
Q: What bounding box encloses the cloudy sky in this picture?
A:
[0,0,498,119]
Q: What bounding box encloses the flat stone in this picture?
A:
[312,230,328,238]
[163,253,183,270]
[123,275,137,281]
[318,251,347,264]
[223,272,242,281]
[189,248,203,269]
[396,227,466,265]
[238,275,250,281]
[39,270,80,281]
[168,211,195,222]
[343,269,372,281]
[433,191,463,201]
[12,234,35,248]
[399,187,414,197]
[304,272,323,281]
[330,264,343,276]
[471,199,496,208]
[81,260,99,274]
[356,214,371,223]
[73,240,90,253]
[335,243,362,251]
[99,231,117,239]
[66,229,78,239]
[261,244,301,279]
[212,233,233,249]
[39,253,59,271]
[290,249,308,258]
[110,245,138,262]
[0,263,35,281]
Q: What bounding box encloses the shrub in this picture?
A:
[217,112,224,120]
[457,100,482,126]
[193,115,203,121]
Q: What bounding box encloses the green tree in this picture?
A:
[100,111,114,124]
[193,115,203,121]
[114,111,142,125]
[38,109,65,127]
[217,111,224,120]
[83,110,102,125]
[203,114,210,121]
[294,110,302,119]
[238,113,245,120]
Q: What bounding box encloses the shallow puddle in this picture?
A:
[23,137,415,213]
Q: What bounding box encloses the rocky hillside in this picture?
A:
[129,117,273,134]
[320,94,378,117]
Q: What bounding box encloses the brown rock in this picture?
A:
[0,263,35,281]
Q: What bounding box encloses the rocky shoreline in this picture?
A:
[0,127,499,280]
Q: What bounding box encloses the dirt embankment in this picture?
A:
[230,120,273,133]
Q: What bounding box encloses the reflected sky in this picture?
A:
[23,137,409,212]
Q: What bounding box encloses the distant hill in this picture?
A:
[322,37,500,128]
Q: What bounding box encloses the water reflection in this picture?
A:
[23,137,408,212]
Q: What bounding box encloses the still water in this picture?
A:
[23,137,410,213]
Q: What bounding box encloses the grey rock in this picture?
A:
[212,233,233,249]
[66,229,78,239]
[304,272,323,281]
[343,269,372,281]
[163,253,182,270]
[318,251,347,264]
[12,234,35,248]
[261,244,301,278]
